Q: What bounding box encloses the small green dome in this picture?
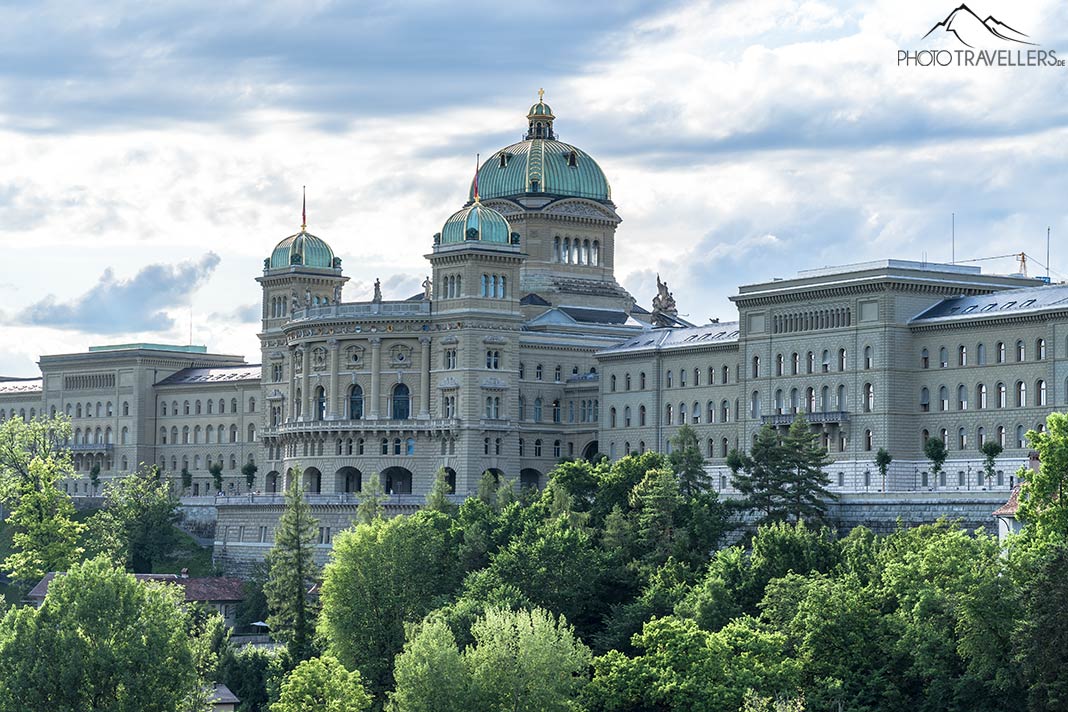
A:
[268,230,337,269]
[528,101,553,117]
[440,202,512,245]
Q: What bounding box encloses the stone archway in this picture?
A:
[304,467,322,494]
[382,466,413,495]
[520,468,542,491]
[581,440,599,460]
[336,466,362,493]
[266,470,280,494]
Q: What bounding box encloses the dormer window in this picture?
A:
[498,153,510,168]
[566,150,578,167]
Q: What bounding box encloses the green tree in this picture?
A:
[219,643,282,712]
[979,440,1003,489]
[180,466,192,493]
[426,467,457,515]
[2,456,85,587]
[0,414,72,499]
[210,461,224,494]
[243,461,259,492]
[356,472,385,525]
[629,467,683,570]
[731,424,790,524]
[389,608,591,712]
[271,654,372,712]
[88,465,181,573]
[1017,412,1068,539]
[318,510,462,697]
[477,470,500,507]
[466,607,592,712]
[388,616,471,712]
[0,556,202,712]
[780,416,834,523]
[668,424,709,496]
[1014,542,1068,711]
[264,469,320,661]
[89,463,101,493]
[875,447,893,492]
[924,437,948,483]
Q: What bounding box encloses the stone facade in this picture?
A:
[1,99,1063,571]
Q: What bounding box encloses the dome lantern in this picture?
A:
[525,87,555,140]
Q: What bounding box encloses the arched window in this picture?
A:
[552,399,561,423]
[122,401,129,416]
[807,351,815,374]
[958,345,967,366]
[791,352,799,375]
[939,386,949,411]
[1037,379,1047,406]
[639,405,646,426]
[1015,340,1025,362]
[349,384,364,420]
[920,348,929,369]
[977,426,986,447]
[863,383,874,413]
[230,424,238,443]
[1037,338,1046,360]
[996,382,1006,408]
[837,385,846,410]
[694,367,701,386]
[957,384,967,410]
[666,371,673,388]
[775,354,784,376]
[160,402,166,416]
[392,384,411,419]
[679,369,686,387]
[1015,381,1026,407]
[533,398,543,421]
[864,429,873,451]
[996,426,1006,447]
[864,346,873,369]
[1016,425,1026,448]
[120,426,128,445]
[679,402,688,424]
[609,408,617,428]
[959,427,968,450]
[248,423,256,442]
[977,384,987,409]
[249,397,256,413]
[996,341,1006,363]
[837,348,847,372]
[806,387,816,412]
[750,391,761,419]
[977,343,986,365]
[939,347,948,368]
[665,404,673,425]
[920,387,930,412]
[610,374,616,392]
[752,355,760,378]
[314,386,326,421]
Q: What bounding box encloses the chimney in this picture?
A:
[180,568,189,579]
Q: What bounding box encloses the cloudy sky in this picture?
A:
[2,0,1067,376]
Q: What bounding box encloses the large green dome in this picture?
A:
[468,96,612,203]
[268,230,337,269]
[440,201,512,245]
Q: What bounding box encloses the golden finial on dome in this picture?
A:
[538,87,545,103]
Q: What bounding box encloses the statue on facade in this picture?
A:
[372,278,383,303]
[422,275,433,300]
[333,284,343,304]
[290,289,300,312]
[304,288,312,306]
[651,274,678,328]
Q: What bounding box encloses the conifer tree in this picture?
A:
[780,415,835,523]
[426,467,457,515]
[668,424,710,496]
[356,472,385,524]
[731,424,789,524]
[265,468,320,661]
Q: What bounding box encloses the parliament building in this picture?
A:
[2,96,1064,564]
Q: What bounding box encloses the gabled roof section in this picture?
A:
[992,484,1021,517]
[911,283,1068,325]
[0,378,43,394]
[520,293,552,306]
[525,306,644,330]
[598,322,740,357]
[155,365,262,386]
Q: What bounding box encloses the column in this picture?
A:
[419,337,431,419]
[369,338,382,419]
[328,339,341,419]
[301,345,311,421]
[288,346,298,421]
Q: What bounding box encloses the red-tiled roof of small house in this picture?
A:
[993,484,1021,517]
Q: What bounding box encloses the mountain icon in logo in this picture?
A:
[923,4,1036,48]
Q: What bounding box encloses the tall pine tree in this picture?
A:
[781,415,835,523]
[265,468,320,661]
[668,424,710,496]
[731,424,789,524]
